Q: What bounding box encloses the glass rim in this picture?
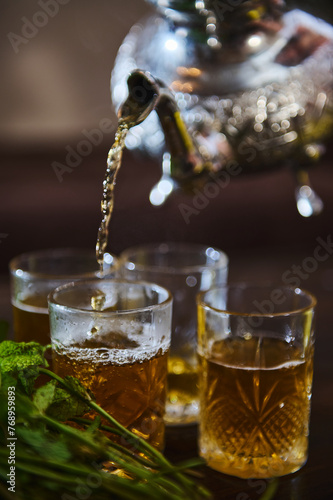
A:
[48,278,173,316]
[196,283,317,317]
[9,247,118,280]
[120,242,228,274]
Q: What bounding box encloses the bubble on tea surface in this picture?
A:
[87,326,100,338]
[95,348,110,360]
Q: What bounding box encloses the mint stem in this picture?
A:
[38,367,206,496]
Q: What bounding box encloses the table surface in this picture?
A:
[1,247,333,500]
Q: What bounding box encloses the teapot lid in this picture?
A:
[146,0,286,47]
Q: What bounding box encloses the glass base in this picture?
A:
[166,356,199,425]
[165,398,198,426]
[200,449,308,479]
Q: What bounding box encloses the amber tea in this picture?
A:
[53,339,168,450]
[12,294,49,344]
[199,337,313,478]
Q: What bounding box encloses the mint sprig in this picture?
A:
[0,341,210,500]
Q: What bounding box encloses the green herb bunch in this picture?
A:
[0,341,211,500]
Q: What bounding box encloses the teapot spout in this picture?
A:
[119,69,207,202]
[118,70,159,126]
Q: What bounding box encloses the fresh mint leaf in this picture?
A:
[33,380,57,413]
[0,341,49,372]
[0,341,49,394]
[34,378,92,421]
[0,341,212,500]
[0,372,17,392]
[16,427,72,462]
[63,375,95,402]
[18,365,40,395]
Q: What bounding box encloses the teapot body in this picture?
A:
[111,1,333,214]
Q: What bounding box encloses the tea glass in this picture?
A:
[119,242,228,425]
[197,284,316,478]
[48,279,172,450]
[9,248,118,345]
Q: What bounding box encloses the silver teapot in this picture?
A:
[111,0,333,216]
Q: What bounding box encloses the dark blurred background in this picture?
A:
[1,4,333,496]
[1,0,333,275]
